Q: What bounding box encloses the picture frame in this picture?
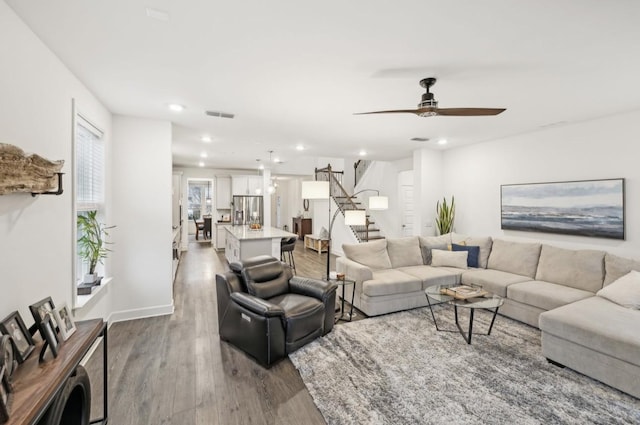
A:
[28,296,56,330]
[0,365,11,423]
[53,304,76,341]
[0,311,35,364]
[38,314,59,361]
[501,178,625,240]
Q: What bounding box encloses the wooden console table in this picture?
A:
[6,319,107,425]
[292,217,312,239]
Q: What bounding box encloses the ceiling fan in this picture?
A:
[355,77,506,117]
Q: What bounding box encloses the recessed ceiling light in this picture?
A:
[437,139,448,145]
[359,150,367,156]
[201,135,212,143]
[168,103,185,112]
[259,164,265,170]
[200,152,208,158]
[296,145,304,151]
[198,161,205,167]
[273,157,281,163]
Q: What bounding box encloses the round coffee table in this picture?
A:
[425,284,504,344]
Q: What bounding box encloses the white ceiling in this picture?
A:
[7,0,640,172]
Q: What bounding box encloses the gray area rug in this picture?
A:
[289,306,640,425]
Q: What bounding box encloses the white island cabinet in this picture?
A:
[224,226,297,263]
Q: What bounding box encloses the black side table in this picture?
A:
[326,277,356,322]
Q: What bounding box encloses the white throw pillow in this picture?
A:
[431,249,468,269]
[596,270,640,309]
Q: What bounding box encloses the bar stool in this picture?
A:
[280,236,297,274]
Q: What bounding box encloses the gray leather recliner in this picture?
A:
[216,255,337,367]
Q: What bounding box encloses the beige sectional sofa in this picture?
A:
[336,235,640,398]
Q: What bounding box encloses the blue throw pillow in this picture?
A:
[451,244,480,268]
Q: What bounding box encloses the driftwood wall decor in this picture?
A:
[0,143,64,195]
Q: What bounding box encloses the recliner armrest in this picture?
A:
[289,276,337,302]
[230,292,285,317]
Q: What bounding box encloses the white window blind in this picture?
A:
[76,115,104,211]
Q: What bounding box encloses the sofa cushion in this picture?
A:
[507,280,594,311]
[362,269,422,297]
[452,243,480,268]
[487,239,541,278]
[597,270,640,309]
[343,239,392,270]
[431,249,467,269]
[398,265,460,289]
[463,236,493,269]
[461,269,532,297]
[604,253,640,286]
[539,296,640,367]
[386,236,424,268]
[535,245,605,293]
[418,234,451,264]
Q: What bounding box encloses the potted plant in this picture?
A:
[436,196,455,235]
[77,210,114,284]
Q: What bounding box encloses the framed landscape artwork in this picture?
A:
[501,178,625,240]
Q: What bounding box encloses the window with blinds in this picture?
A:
[75,113,105,283]
[76,116,104,211]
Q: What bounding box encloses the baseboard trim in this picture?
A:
[108,302,175,324]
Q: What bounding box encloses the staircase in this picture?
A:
[315,164,384,242]
[333,195,384,241]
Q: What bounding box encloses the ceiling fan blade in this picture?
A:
[354,109,421,115]
[436,107,506,116]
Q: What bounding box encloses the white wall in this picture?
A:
[109,116,174,321]
[413,148,443,236]
[355,161,402,237]
[0,2,113,325]
[442,110,640,258]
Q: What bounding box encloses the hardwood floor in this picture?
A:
[85,239,345,425]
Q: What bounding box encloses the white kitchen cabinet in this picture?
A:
[247,176,262,195]
[232,175,262,195]
[214,223,228,251]
[232,176,248,195]
[216,176,231,209]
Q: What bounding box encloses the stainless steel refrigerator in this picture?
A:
[232,195,264,226]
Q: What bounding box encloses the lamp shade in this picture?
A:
[368,195,388,210]
[344,209,367,226]
[301,181,330,199]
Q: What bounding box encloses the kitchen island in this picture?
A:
[224,225,298,263]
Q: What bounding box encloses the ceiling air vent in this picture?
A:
[205,110,235,119]
[410,137,429,142]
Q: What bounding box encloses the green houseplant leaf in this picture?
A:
[435,196,455,235]
[77,210,114,276]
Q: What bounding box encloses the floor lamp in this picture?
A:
[302,181,388,279]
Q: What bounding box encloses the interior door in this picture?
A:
[400,184,414,236]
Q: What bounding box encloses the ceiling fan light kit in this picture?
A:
[356,77,506,117]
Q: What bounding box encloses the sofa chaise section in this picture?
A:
[539,296,640,398]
